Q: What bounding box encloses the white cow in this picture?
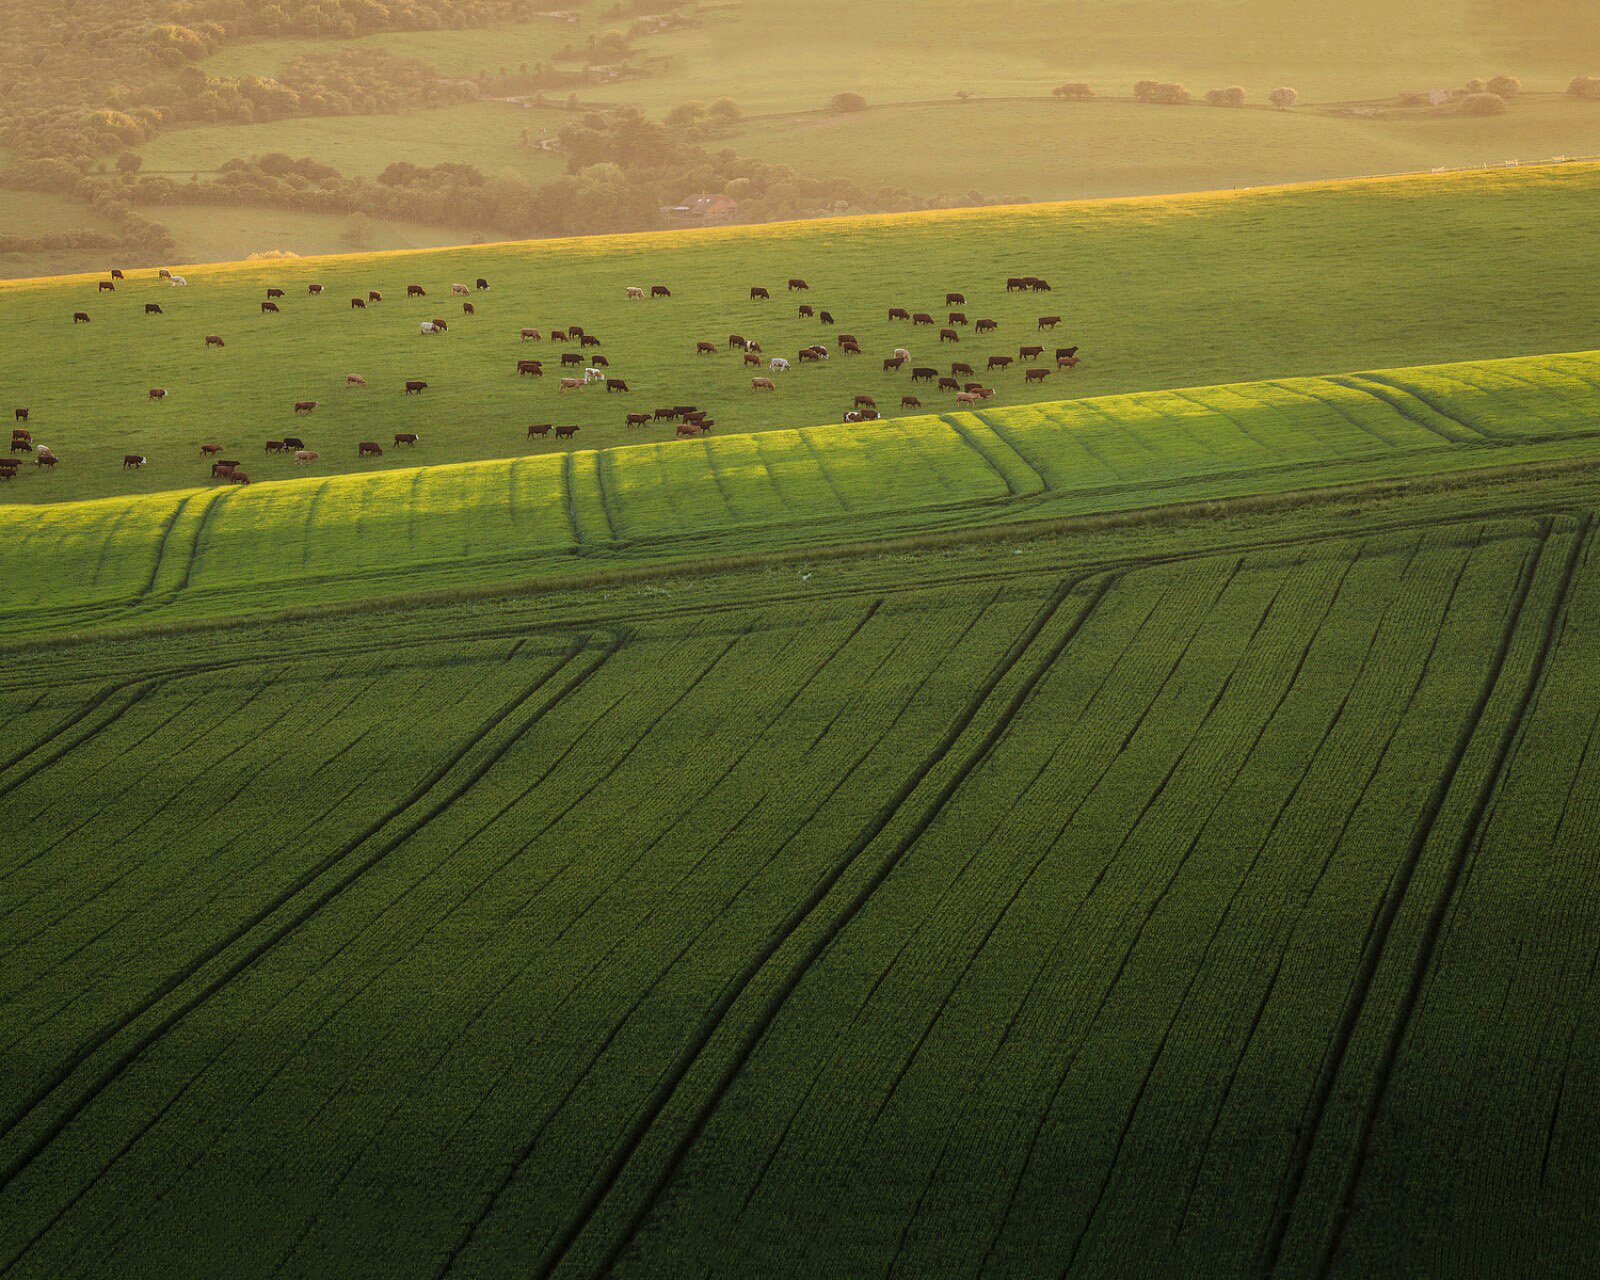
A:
[769,357,791,373]
[893,347,910,362]
[451,283,471,295]
[169,275,187,286]
[420,322,439,335]
[583,367,604,383]
[626,286,645,300]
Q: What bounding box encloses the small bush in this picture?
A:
[1052,82,1093,99]
[1206,86,1246,106]
[1487,74,1521,99]
[1456,91,1508,116]
[1133,79,1160,103]
[708,96,741,122]
[830,92,867,113]
[1569,75,1600,99]
[1464,77,1487,94]
[1151,82,1191,105]
[1270,86,1299,110]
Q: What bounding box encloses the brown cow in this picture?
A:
[111,269,124,280]
[552,329,568,342]
[36,452,58,468]
[1025,367,1051,383]
[394,432,419,446]
[728,334,747,349]
[351,297,367,309]
[939,328,960,343]
[518,360,543,376]
[676,421,703,437]
[1006,277,1028,291]
[913,313,934,326]
[901,395,922,408]
[697,342,718,355]
[148,388,169,400]
[744,352,763,366]
[590,355,610,367]
[98,280,116,292]
[949,312,967,326]
[819,311,835,325]
[404,381,428,394]
[840,340,862,355]
[884,356,906,372]
[1037,315,1060,329]
[521,328,541,341]
[750,286,771,300]
[975,318,998,333]
[260,301,278,314]
[14,408,27,422]
[911,367,937,382]
[854,394,876,407]
[369,290,382,302]
[788,278,809,290]
[965,382,986,393]
[888,307,910,321]
[652,285,671,298]
[205,335,226,348]
[751,377,776,391]
[568,326,585,338]
[952,362,974,376]
[347,374,367,386]
[295,450,319,463]
[211,461,239,478]
[146,304,164,315]
[605,378,629,393]
[938,377,960,391]
[294,400,318,414]
[200,444,222,457]
[1031,278,1052,292]
[73,312,91,323]
[123,454,146,468]
[358,441,383,457]
[560,353,584,367]
[946,292,965,305]
[581,334,602,347]
[1057,346,1080,360]
[230,470,250,485]
[265,441,286,453]
[267,287,285,299]
[309,283,324,295]
[1020,345,1044,360]
[555,423,580,438]
[987,355,1014,370]
[1058,355,1081,369]
[799,305,815,318]
[626,412,651,426]
[463,302,475,315]
[407,285,426,298]
[527,423,552,438]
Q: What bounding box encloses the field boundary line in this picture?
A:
[520,572,1120,1280]
[1309,513,1593,1277]
[0,633,627,1209]
[1253,516,1560,1276]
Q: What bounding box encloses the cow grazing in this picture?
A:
[697,342,718,355]
[728,334,747,349]
[36,448,58,467]
[799,304,815,318]
[1006,277,1027,291]
[476,278,489,290]
[73,312,91,324]
[956,391,981,405]
[940,328,960,343]
[123,454,146,468]
[200,444,221,457]
[14,409,27,422]
[626,412,651,426]
[0,467,13,480]
[841,340,862,355]
[1020,345,1044,360]
[452,283,470,296]
[819,311,835,325]
[463,302,475,315]
[518,360,543,377]
[750,286,771,300]
[352,297,367,309]
[746,341,762,354]
[404,380,428,394]
[952,361,974,376]
[581,334,602,348]
[627,286,646,300]
[605,378,629,393]
[265,440,286,453]
[146,303,164,315]
[98,280,115,292]
[551,329,568,342]
[369,290,382,303]
[555,423,580,439]
[394,433,419,446]
[527,422,552,438]
[561,352,585,366]
[751,377,776,392]
[769,357,791,373]
[946,292,965,305]
[854,394,876,408]
[260,302,278,314]
[976,318,998,333]
[205,335,226,348]
[521,328,541,341]
[884,356,906,372]
[295,450,319,463]
[949,312,967,326]
[893,347,911,361]
[111,269,124,280]
[1025,367,1051,383]
[788,278,809,290]
[267,287,285,299]
[988,355,1014,370]
[159,268,172,279]
[938,377,960,391]
[282,436,305,449]
[559,378,582,391]
[407,285,426,298]
[651,285,671,298]
[358,441,383,457]
[888,307,910,321]
[229,470,250,485]
[211,461,238,478]
[420,322,441,335]
[294,400,318,414]
[569,326,586,338]
[913,312,934,326]
[309,283,324,295]
[590,355,610,367]
[170,276,187,287]
[744,352,762,366]
[676,422,703,437]
[148,388,168,400]
[911,367,937,382]
[1037,315,1061,329]
[901,395,922,408]
[1031,278,1052,292]
[347,374,367,386]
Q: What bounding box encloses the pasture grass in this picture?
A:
[4,163,1600,504]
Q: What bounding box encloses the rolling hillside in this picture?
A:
[4,164,1600,505]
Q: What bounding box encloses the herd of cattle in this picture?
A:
[7,265,1080,483]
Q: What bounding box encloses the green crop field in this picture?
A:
[6,449,1600,1275]
[6,164,1600,505]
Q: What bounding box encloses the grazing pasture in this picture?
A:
[4,470,1600,1276]
[4,164,1600,504]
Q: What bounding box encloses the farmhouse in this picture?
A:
[667,193,739,223]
